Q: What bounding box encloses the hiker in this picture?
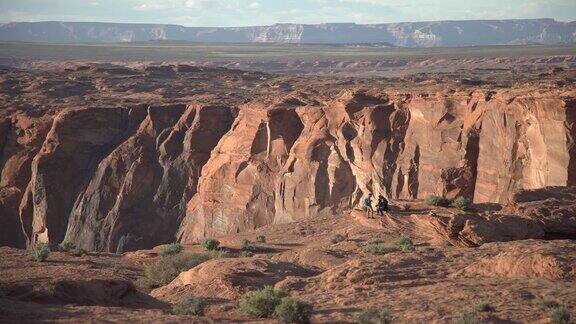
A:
[376,194,389,216]
[363,193,374,218]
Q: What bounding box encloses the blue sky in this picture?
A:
[1,0,575,26]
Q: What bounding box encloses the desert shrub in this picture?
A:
[451,197,472,210]
[241,251,254,257]
[331,234,347,244]
[549,305,571,324]
[72,248,88,257]
[543,300,561,309]
[241,239,255,250]
[354,308,392,324]
[274,297,313,324]
[456,310,479,324]
[425,195,449,207]
[256,235,266,243]
[241,239,263,253]
[208,249,229,259]
[140,253,211,288]
[158,243,183,256]
[172,295,207,316]
[473,301,495,312]
[58,241,76,252]
[134,277,151,291]
[201,239,220,251]
[366,242,398,255]
[33,242,50,262]
[395,236,415,252]
[239,286,288,318]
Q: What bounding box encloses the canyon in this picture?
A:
[0,41,575,322]
[0,60,575,252]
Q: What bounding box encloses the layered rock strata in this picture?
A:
[1,88,575,250]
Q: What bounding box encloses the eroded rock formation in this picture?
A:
[0,65,575,251]
[179,90,576,243]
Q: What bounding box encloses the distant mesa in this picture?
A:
[1,19,575,47]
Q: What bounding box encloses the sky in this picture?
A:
[1,0,575,27]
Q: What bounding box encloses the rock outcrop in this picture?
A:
[178,90,576,242]
[506,186,576,238]
[151,258,316,302]
[379,186,576,248]
[0,66,575,250]
[453,240,576,280]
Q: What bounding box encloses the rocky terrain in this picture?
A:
[1,19,575,46]
[198,54,576,76]
[1,199,575,323]
[0,57,575,323]
[0,61,575,252]
[2,42,575,78]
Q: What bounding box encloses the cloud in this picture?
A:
[0,0,574,26]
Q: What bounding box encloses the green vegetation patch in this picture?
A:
[172,295,207,316]
[395,236,415,252]
[354,308,392,324]
[32,242,50,262]
[158,243,183,256]
[274,297,313,324]
[201,239,220,251]
[239,286,289,318]
[425,195,449,207]
[366,236,416,255]
[451,197,472,210]
[58,241,76,252]
[137,253,211,289]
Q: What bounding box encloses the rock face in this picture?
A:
[62,104,235,252]
[1,74,575,250]
[1,19,575,46]
[179,90,576,242]
[0,115,52,248]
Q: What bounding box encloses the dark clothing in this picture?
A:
[377,196,388,215]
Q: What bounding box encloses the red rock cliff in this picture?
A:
[1,89,574,250]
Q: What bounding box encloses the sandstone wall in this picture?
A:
[0,90,574,250]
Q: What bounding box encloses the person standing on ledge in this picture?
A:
[364,193,374,218]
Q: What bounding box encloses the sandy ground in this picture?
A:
[1,202,574,323]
